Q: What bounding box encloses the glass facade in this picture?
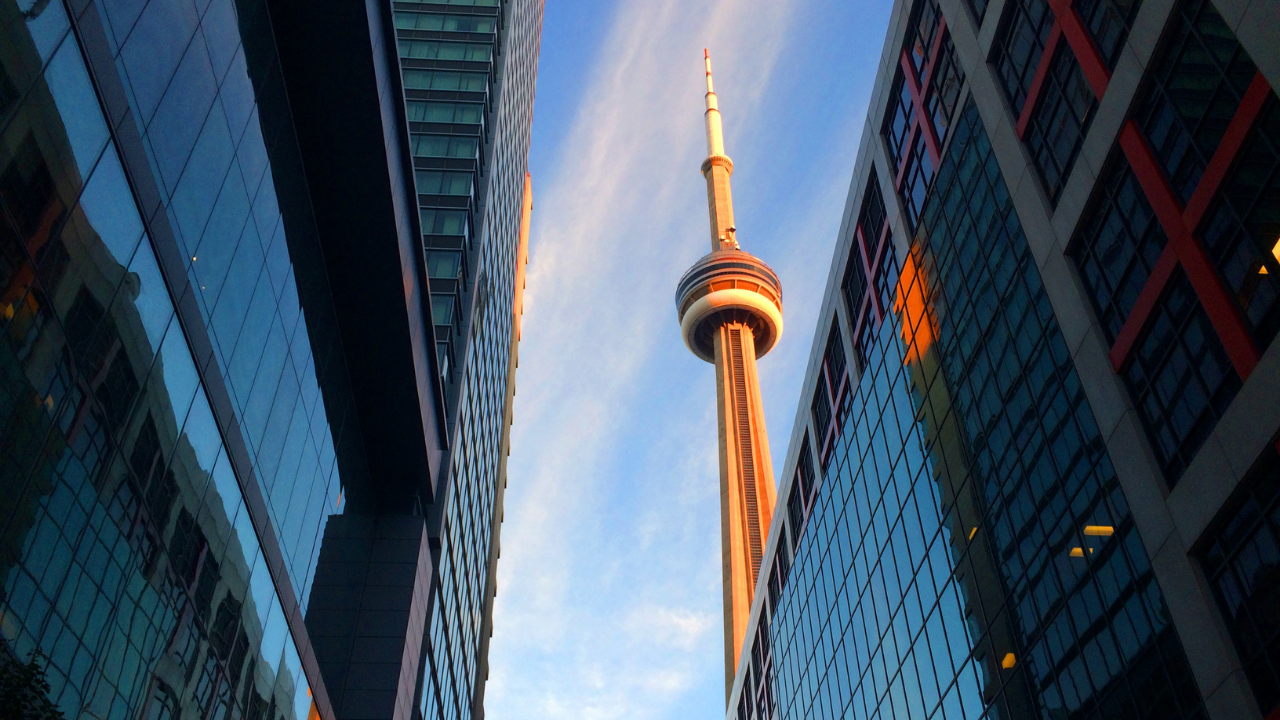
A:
[726,0,1280,715]
[0,0,338,716]
[1199,446,1280,718]
[845,174,891,371]
[1121,270,1240,482]
[1023,44,1095,203]
[734,100,1206,720]
[1072,156,1169,344]
[1068,0,1279,487]
[991,0,1054,117]
[395,1,541,718]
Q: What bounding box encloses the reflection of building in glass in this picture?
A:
[0,0,540,717]
[726,0,1280,718]
[0,2,319,716]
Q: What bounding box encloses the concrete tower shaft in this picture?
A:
[675,51,784,695]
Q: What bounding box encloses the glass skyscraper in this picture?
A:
[0,0,540,717]
[391,0,542,717]
[728,0,1280,718]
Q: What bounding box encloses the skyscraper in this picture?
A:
[724,0,1280,718]
[0,0,540,718]
[676,52,785,689]
[387,3,542,717]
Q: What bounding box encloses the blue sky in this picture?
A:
[486,0,892,716]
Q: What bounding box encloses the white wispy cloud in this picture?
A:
[485,0,879,716]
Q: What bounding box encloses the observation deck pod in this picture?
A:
[675,249,784,363]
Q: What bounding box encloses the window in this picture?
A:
[810,381,831,449]
[397,40,492,62]
[1024,43,1097,202]
[1071,154,1169,343]
[991,0,1054,115]
[420,208,468,236]
[210,595,242,658]
[1076,0,1143,69]
[406,100,485,125]
[874,242,899,319]
[926,35,965,143]
[141,683,178,720]
[402,70,487,92]
[844,175,887,326]
[750,619,775,720]
[1198,101,1280,348]
[787,435,816,542]
[1132,0,1258,205]
[909,99,1205,720]
[883,73,914,169]
[437,340,452,381]
[906,0,941,76]
[858,171,888,248]
[427,250,463,281]
[900,133,934,229]
[414,170,473,196]
[1200,446,1280,719]
[768,540,791,608]
[394,12,497,32]
[397,0,497,6]
[857,308,877,370]
[431,293,457,327]
[812,322,849,470]
[842,243,868,324]
[967,0,990,25]
[846,172,889,372]
[411,134,479,159]
[1123,270,1241,483]
[823,321,847,390]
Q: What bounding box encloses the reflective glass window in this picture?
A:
[402,69,487,92]
[1076,0,1143,69]
[1122,270,1241,483]
[1132,0,1258,205]
[991,0,1054,115]
[1024,44,1096,203]
[744,100,1206,720]
[1200,447,1280,719]
[1198,101,1280,348]
[1071,154,1169,343]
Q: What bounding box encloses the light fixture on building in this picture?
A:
[1260,237,1280,275]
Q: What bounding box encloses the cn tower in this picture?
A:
[675,50,784,690]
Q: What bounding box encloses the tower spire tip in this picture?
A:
[704,49,715,95]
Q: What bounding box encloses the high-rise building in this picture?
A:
[676,52,785,689]
[0,0,540,718]
[725,0,1280,718]
[386,3,541,718]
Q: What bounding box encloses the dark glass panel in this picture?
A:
[1199,447,1280,718]
[991,0,1054,115]
[1024,44,1097,203]
[1122,270,1241,483]
[1133,0,1259,204]
[1071,154,1169,343]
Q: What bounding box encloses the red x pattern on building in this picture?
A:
[844,174,894,371]
[811,323,850,469]
[1013,0,1276,381]
[895,17,946,177]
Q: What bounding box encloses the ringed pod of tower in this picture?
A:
[675,252,784,363]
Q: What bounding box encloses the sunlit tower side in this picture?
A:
[675,50,785,692]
